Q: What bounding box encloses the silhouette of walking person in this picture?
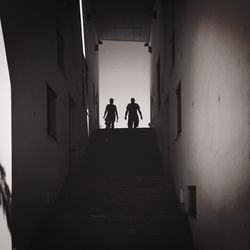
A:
[0,164,12,237]
[125,98,143,128]
[103,98,118,129]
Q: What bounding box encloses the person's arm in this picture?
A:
[115,106,119,122]
[138,106,143,119]
[103,105,108,119]
[125,107,128,120]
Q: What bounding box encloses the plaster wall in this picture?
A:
[151,0,250,249]
[1,0,93,248]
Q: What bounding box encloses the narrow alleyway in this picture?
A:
[30,128,195,250]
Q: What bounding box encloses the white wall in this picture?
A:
[1,1,89,248]
[151,0,250,249]
[0,19,12,250]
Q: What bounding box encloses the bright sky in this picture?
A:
[99,41,150,128]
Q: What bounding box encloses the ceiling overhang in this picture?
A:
[89,0,155,42]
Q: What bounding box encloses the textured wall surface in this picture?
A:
[150,0,250,249]
[1,0,98,248]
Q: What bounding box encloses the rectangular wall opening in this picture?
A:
[188,186,197,218]
[99,41,150,128]
[47,84,57,139]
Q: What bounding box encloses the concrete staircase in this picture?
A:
[83,128,163,175]
[30,128,195,250]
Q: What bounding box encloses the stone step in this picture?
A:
[84,128,163,176]
[69,176,174,185]
[29,129,195,250]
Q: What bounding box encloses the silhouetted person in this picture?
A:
[125,98,143,128]
[103,98,118,129]
[0,164,12,237]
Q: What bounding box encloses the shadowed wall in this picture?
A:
[1,0,98,248]
[150,0,250,249]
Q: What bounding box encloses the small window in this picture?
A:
[47,84,57,139]
[176,81,182,136]
[188,186,197,218]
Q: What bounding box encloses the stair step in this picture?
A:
[30,129,195,250]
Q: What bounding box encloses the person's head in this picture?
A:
[0,164,5,179]
[109,98,114,104]
[131,98,135,103]
[0,164,6,185]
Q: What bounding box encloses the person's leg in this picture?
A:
[134,116,139,128]
[105,119,108,129]
[128,118,133,129]
[111,121,114,129]
[106,120,111,129]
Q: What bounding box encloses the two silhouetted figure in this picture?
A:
[103,98,118,129]
[104,98,143,129]
[125,98,143,128]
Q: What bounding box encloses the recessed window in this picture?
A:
[188,186,197,218]
[47,84,57,139]
[176,81,182,136]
